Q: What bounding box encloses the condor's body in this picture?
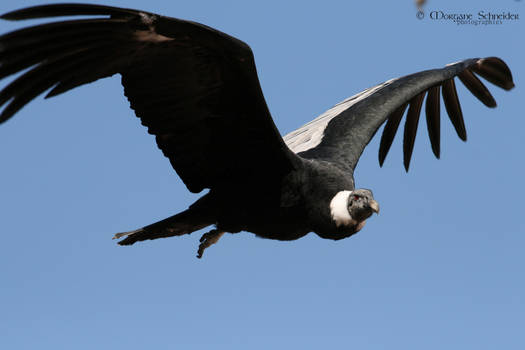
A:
[0,3,514,257]
[208,157,356,241]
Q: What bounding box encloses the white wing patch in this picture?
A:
[283,79,395,153]
[329,190,356,227]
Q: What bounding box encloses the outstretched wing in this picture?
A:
[0,3,294,193]
[284,58,514,171]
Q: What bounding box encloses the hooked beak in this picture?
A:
[369,200,380,214]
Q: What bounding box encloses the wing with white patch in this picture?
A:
[284,57,514,171]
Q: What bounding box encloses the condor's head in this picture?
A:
[329,189,380,228]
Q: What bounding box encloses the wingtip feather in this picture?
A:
[425,85,441,159]
[0,3,139,21]
[442,78,467,141]
[378,103,408,167]
[403,92,425,172]
[458,69,497,108]
[0,8,24,20]
[472,57,515,91]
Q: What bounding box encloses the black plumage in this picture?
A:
[403,92,426,171]
[425,85,441,159]
[0,4,515,257]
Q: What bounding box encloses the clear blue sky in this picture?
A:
[0,0,523,349]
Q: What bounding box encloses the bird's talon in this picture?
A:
[196,229,225,259]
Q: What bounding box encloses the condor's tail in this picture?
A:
[113,196,216,246]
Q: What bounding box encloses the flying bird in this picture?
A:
[0,4,514,258]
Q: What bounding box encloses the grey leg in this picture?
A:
[196,229,225,259]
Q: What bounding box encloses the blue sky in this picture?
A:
[0,0,523,349]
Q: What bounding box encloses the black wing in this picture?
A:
[0,3,294,193]
[284,58,514,171]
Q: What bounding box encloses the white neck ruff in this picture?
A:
[329,190,355,227]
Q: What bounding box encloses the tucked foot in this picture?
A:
[197,229,225,259]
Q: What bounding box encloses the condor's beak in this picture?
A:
[369,200,380,214]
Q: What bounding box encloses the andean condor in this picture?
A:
[0,3,514,258]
